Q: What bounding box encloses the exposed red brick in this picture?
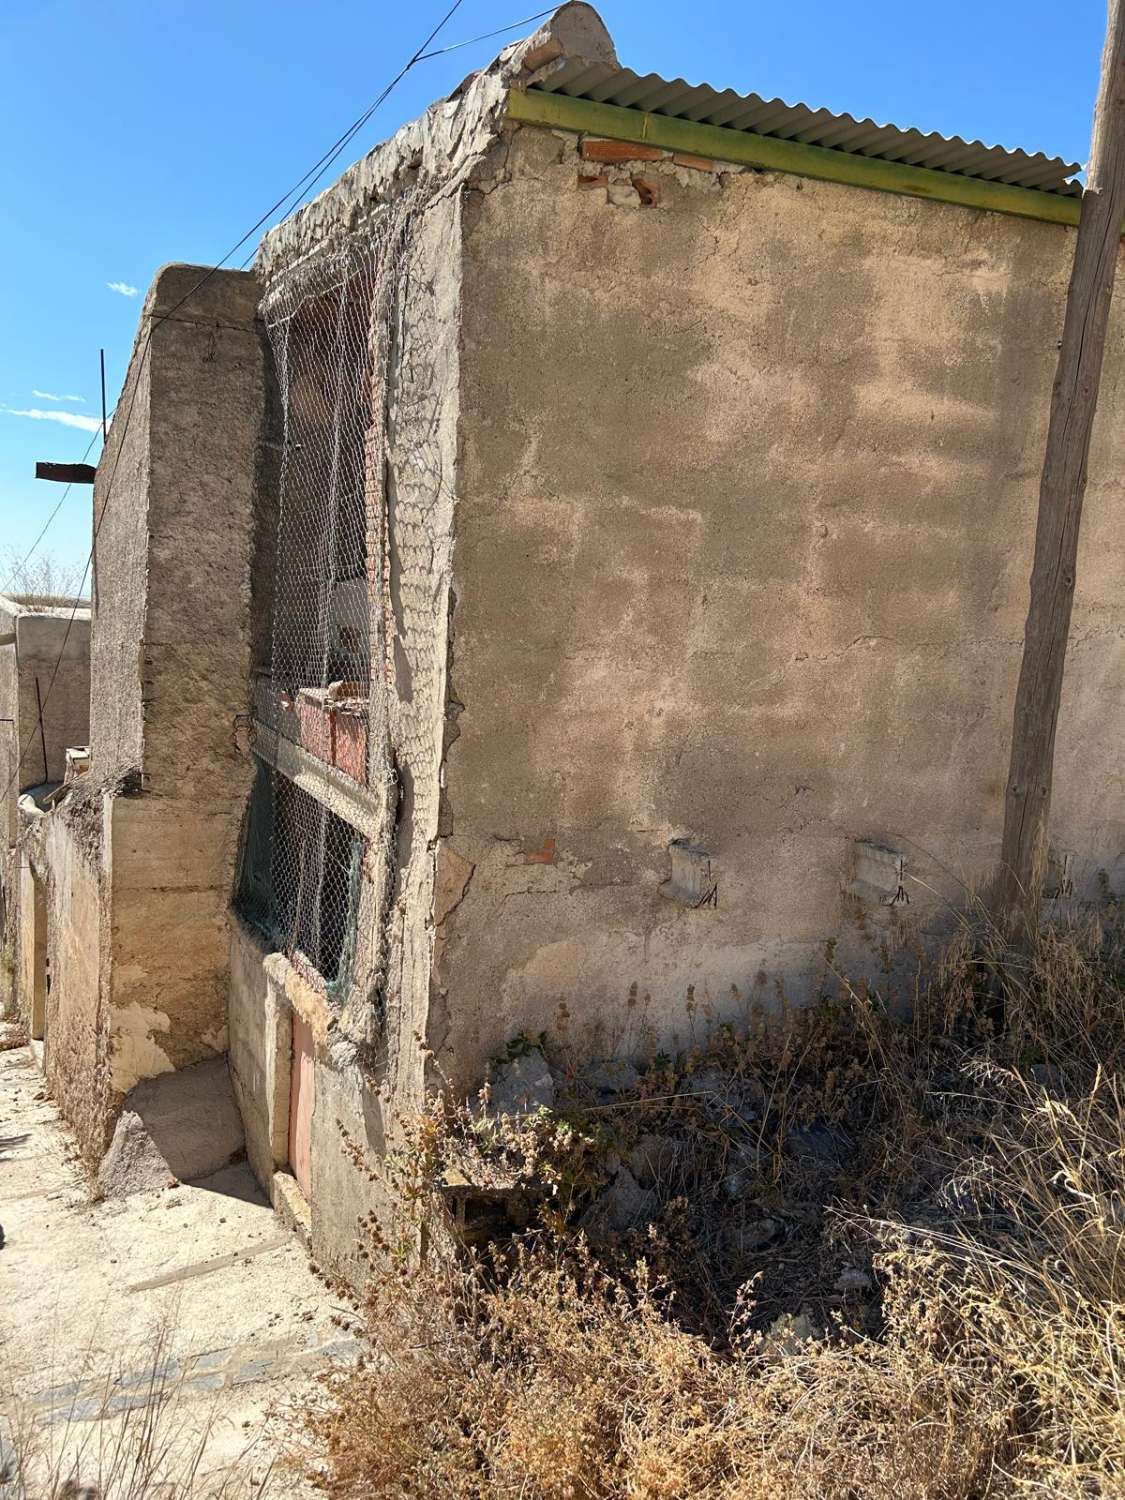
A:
[577,172,609,188]
[672,152,717,171]
[580,137,664,163]
[524,836,557,865]
[520,37,563,71]
[632,175,660,206]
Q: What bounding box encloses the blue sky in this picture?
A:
[0,0,1106,578]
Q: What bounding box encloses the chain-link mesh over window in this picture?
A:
[237,761,363,988]
[237,219,410,988]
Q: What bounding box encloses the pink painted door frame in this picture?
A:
[288,1011,314,1201]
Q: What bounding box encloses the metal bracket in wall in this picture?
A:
[849,840,910,907]
[659,839,718,908]
[35,462,96,485]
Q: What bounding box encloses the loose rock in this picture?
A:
[488,1049,555,1115]
[627,1133,679,1190]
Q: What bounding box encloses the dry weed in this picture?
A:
[301,914,1125,1498]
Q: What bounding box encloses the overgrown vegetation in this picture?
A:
[300,914,1125,1498]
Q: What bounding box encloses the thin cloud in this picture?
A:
[32,390,85,403]
[107,280,139,297]
[1,406,103,433]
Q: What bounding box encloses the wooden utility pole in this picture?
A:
[997,0,1125,920]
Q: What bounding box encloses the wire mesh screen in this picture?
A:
[238,209,414,991]
[237,761,362,987]
[265,241,376,710]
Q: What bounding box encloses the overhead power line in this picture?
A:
[1,429,100,599]
[7,0,513,804]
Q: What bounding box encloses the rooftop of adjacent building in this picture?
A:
[0,593,92,621]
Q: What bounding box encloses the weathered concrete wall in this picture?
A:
[228,923,388,1281]
[87,265,267,1101]
[228,190,461,1276]
[0,602,90,1018]
[228,920,283,1193]
[378,192,462,1108]
[107,796,239,1093]
[0,604,21,851]
[90,337,150,779]
[429,123,1125,1088]
[29,265,268,1166]
[16,611,91,790]
[35,811,109,1164]
[0,603,22,1004]
[140,267,264,805]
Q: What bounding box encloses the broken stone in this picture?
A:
[0,1022,26,1052]
[606,182,641,208]
[680,1067,764,1124]
[764,1310,816,1357]
[488,1049,555,1116]
[97,1111,176,1199]
[581,1165,659,1237]
[585,1058,641,1096]
[626,1132,679,1190]
[599,1166,658,1231]
[834,1267,872,1295]
[784,1122,853,1171]
[724,1217,780,1256]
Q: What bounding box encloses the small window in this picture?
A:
[235,761,363,989]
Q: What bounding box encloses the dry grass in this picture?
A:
[302,913,1125,1499]
[1,1324,277,1500]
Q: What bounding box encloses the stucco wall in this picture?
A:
[27,264,268,1165]
[16,612,91,790]
[36,812,109,1165]
[0,605,90,1015]
[378,192,462,1106]
[107,797,239,1093]
[87,265,267,1101]
[90,335,150,778]
[430,122,1125,1087]
[228,920,283,1193]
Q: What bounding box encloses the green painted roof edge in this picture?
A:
[508,87,1082,229]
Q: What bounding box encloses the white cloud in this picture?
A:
[1,406,103,433]
[32,390,85,403]
[107,280,139,297]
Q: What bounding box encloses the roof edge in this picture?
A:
[509,87,1084,229]
[256,4,617,278]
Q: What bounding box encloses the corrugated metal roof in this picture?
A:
[530,61,1081,196]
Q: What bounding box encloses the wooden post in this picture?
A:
[997,0,1125,919]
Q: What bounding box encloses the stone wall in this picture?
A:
[31,264,268,1157]
[429,121,1125,1089]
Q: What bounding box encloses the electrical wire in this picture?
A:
[2,429,100,599]
[414,7,554,60]
[5,0,481,804]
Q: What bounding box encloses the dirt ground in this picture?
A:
[0,1042,355,1495]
